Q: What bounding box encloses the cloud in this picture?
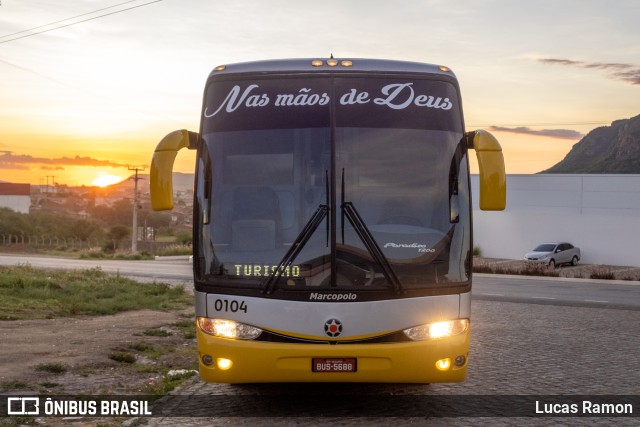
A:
[539,58,583,67]
[538,58,640,85]
[489,126,584,140]
[0,152,129,170]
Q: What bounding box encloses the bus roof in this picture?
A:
[208,58,457,80]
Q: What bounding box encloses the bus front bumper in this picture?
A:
[196,328,470,383]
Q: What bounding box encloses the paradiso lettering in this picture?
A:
[205,83,453,117]
[234,264,301,278]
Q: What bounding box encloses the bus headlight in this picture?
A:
[197,317,262,340]
[403,319,469,341]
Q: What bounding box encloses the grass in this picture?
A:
[35,363,67,374]
[129,342,154,352]
[128,342,168,360]
[155,244,193,257]
[39,381,60,388]
[0,265,192,320]
[0,265,197,407]
[0,416,36,427]
[588,266,616,280]
[79,249,155,260]
[473,261,560,277]
[473,258,640,281]
[76,245,192,259]
[173,320,196,339]
[108,351,136,364]
[1,380,28,390]
[143,328,172,337]
[142,370,197,396]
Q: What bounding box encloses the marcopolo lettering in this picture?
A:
[310,292,357,301]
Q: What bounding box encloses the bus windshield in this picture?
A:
[195,75,471,296]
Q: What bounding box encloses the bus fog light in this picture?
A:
[216,358,233,370]
[202,354,213,366]
[436,358,451,371]
[197,317,262,340]
[454,355,466,367]
[403,319,469,341]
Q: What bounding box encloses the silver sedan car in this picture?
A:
[524,242,581,267]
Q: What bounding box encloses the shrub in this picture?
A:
[519,262,560,277]
[589,266,615,280]
[109,351,136,364]
[35,363,67,374]
[155,244,192,257]
[143,328,172,337]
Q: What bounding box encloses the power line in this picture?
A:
[0,0,144,40]
[0,0,164,45]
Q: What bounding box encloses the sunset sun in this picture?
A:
[92,172,125,187]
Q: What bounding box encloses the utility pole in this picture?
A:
[45,175,55,194]
[129,166,145,252]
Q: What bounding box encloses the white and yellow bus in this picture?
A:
[150,58,505,383]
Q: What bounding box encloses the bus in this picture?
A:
[150,58,505,383]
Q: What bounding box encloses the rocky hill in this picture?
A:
[541,114,640,173]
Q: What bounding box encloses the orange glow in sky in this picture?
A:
[0,1,638,186]
[91,171,127,187]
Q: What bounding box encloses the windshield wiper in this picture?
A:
[262,172,330,295]
[340,169,404,294]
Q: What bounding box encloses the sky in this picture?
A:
[0,0,639,187]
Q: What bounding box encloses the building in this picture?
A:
[0,183,31,214]
[472,174,640,267]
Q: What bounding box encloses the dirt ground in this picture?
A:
[0,308,198,396]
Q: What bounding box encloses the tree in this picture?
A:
[176,231,193,245]
[111,199,134,226]
[141,210,172,229]
[0,208,30,236]
[89,199,133,227]
[106,225,130,251]
[73,219,103,241]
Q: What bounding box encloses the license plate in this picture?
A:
[312,358,357,372]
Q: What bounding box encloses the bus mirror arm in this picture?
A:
[465,130,506,211]
[150,130,199,211]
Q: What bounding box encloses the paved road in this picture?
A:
[473,274,640,310]
[2,254,639,425]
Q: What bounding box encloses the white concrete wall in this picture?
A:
[471,174,640,267]
[0,195,30,214]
